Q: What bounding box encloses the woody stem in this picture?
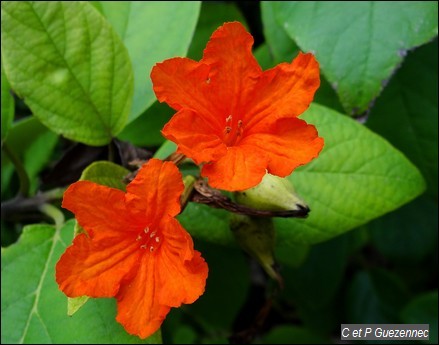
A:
[1,187,66,222]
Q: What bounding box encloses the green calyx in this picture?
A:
[235,173,309,213]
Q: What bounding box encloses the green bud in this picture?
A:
[235,173,309,213]
[231,214,282,285]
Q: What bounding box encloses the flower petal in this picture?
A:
[157,217,208,307]
[56,233,140,298]
[242,117,324,177]
[201,146,268,191]
[126,159,184,221]
[244,52,320,131]
[151,57,223,129]
[62,181,135,239]
[116,253,170,339]
[201,22,262,115]
[162,109,227,164]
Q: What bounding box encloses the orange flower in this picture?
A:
[151,22,324,191]
[56,159,208,339]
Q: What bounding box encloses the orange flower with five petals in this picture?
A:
[151,22,324,191]
[56,159,208,339]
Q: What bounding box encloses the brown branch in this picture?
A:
[192,179,309,218]
[1,188,66,222]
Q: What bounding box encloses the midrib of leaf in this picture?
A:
[120,2,132,41]
[25,3,112,138]
[18,226,61,344]
[116,2,131,41]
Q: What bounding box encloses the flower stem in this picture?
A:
[108,141,115,162]
[39,203,64,230]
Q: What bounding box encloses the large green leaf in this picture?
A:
[367,40,438,198]
[369,195,438,264]
[260,1,298,65]
[254,43,274,71]
[79,160,130,191]
[268,1,438,115]
[1,59,14,145]
[184,240,250,332]
[260,3,344,113]
[1,220,161,343]
[281,235,349,332]
[401,291,438,344]
[165,104,424,247]
[118,2,243,146]
[283,235,348,308]
[346,270,410,324]
[1,2,134,145]
[1,117,58,197]
[178,203,234,246]
[275,103,426,245]
[187,2,246,61]
[118,101,173,147]
[93,1,201,123]
[153,140,177,160]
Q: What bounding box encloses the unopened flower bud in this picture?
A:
[235,173,309,214]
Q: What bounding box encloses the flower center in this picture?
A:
[136,226,162,253]
[223,114,244,146]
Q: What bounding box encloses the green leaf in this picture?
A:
[260,1,299,65]
[172,104,425,248]
[1,220,162,343]
[275,242,309,268]
[79,160,130,191]
[369,195,438,264]
[281,235,349,332]
[346,269,410,324]
[178,203,234,246]
[367,40,438,198]
[254,44,275,71]
[187,2,247,61]
[275,103,426,245]
[1,117,58,197]
[94,1,201,123]
[154,140,177,160]
[260,3,344,113]
[1,59,14,145]
[345,226,369,256]
[172,325,198,345]
[185,240,250,331]
[401,291,438,344]
[269,1,438,115]
[118,101,173,147]
[283,235,348,308]
[1,2,134,145]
